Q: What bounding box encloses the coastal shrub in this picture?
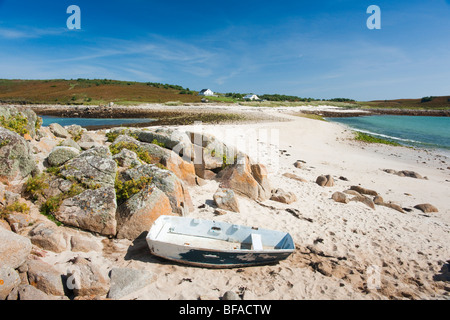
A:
[25,173,49,201]
[114,174,153,203]
[0,114,29,136]
[0,201,30,219]
[40,195,63,225]
[35,116,43,130]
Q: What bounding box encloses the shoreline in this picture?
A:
[31,103,450,156]
[3,102,449,119]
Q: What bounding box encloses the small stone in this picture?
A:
[414,203,438,213]
[213,188,240,213]
[344,190,361,197]
[222,291,241,300]
[350,195,375,210]
[373,195,384,205]
[214,209,228,216]
[350,186,378,196]
[316,175,334,187]
[293,161,302,168]
[270,188,297,204]
[332,192,348,204]
[282,172,307,182]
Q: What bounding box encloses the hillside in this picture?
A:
[0,79,202,105]
[359,96,450,110]
[0,79,449,110]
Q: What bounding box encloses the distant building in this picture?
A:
[243,94,260,101]
[198,89,215,96]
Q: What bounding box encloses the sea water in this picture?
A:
[41,116,154,127]
[327,115,450,151]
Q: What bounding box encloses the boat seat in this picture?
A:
[251,233,263,251]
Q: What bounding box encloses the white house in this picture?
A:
[198,89,215,96]
[243,94,260,101]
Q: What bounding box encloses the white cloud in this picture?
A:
[0,26,66,39]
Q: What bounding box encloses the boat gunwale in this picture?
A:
[147,236,295,255]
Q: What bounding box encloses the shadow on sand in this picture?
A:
[433,260,450,282]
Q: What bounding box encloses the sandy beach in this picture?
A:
[32,105,449,300]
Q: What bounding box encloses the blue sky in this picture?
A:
[0,0,449,100]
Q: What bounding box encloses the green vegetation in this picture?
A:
[40,195,64,225]
[24,164,102,225]
[151,139,165,148]
[0,114,29,136]
[40,181,86,226]
[259,94,318,102]
[35,116,43,130]
[354,131,401,146]
[105,129,138,143]
[114,174,153,203]
[0,139,10,148]
[0,201,30,219]
[24,173,49,201]
[109,141,157,165]
[206,96,240,103]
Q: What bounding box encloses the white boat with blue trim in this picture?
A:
[146,216,295,268]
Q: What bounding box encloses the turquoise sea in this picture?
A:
[41,116,154,128]
[327,115,450,151]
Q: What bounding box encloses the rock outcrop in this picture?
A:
[121,163,193,215]
[217,154,271,201]
[60,146,117,188]
[116,185,173,240]
[0,127,37,181]
[56,187,118,236]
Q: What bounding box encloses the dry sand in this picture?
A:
[42,106,450,300]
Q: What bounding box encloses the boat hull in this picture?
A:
[147,240,293,268]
